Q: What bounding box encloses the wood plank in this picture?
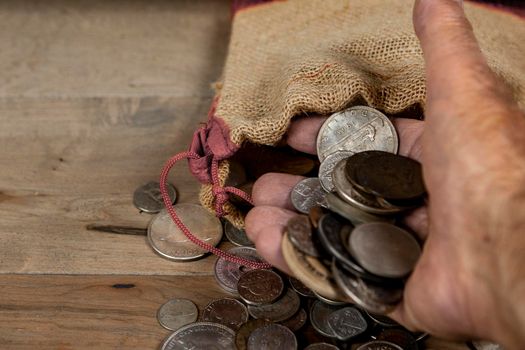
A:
[0,97,235,275]
[0,275,230,350]
[0,275,470,350]
[0,0,230,98]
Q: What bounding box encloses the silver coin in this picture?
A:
[309,300,342,338]
[355,340,403,350]
[157,298,198,331]
[201,298,249,331]
[332,159,400,215]
[365,310,400,327]
[290,178,327,214]
[332,260,402,315]
[327,306,367,341]
[247,288,300,322]
[214,246,266,294]
[348,223,421,278]
[147,204,222,261]
[224,220,254,247]
[304,344,340,350]
[133,181,177,213]
[247,323,298,350]
[316,106,398,163]
[471,340,505,350]
[319,151,354,192]
[313,290,348,306]
[160,322,236,350]
[325,192,392,225]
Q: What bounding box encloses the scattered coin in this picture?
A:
[304,343,340,350]
[348,151,425,201]
[247,288,300,322]
[319,151,354,192]
[375,328,418,350]
[133,181,177,213]
[291,178,327,214]
[237,269,284,306]
[224,219,254,247]
[156,298,198,331]
[235,319,273,350]
[147,204,222,261]
[160,322,236,350]
[355,340,403,350]
[247,323,298,350]
[214,246,266,294]
[326,306,367,341]
[201,298,249,331]
[332,260,402,315]
[279,308,307,332]
[309,300,342,338]
[365,311,400,327]
[286,214,320,257]
[288,276,316,298]
[348,222,421,278]
[316,106,398,162]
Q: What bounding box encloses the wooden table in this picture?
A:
[0,1,468,349]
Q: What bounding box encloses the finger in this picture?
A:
[245,205,296,275]
[252,173,305,210]
[286,114,328,154]
[392,118,424,161]
[403,206,429,240]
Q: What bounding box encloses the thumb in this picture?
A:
[413,0,506,106]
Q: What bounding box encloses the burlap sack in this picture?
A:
[190,0,525,228]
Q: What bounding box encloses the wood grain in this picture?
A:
[0,0,230,98]
[0,275,230,350]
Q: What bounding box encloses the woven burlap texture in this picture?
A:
[201,0,525,227]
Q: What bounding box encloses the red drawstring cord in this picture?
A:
[159,150,272,269]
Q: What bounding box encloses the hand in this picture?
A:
[245,0,525,348]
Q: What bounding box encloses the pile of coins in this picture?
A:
[286,106,425,316]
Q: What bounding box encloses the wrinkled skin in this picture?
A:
[245,0,525,348]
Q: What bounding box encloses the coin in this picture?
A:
[470,340,505,350]
[288,276,316,298]
[304,343,340,350]
[316,106,398,162]
[279,308,307,332]
[309,300,342,338]
[133,181,177,213]
[365,311,400,327]
[332,159,400,215]
[160,322,236,350]
[224,219,254,247]
[291,178,327,214]
[236,319,273,350]
[375,328,418,350]
[308,206,326,229]
[332,260,402,314]
[225,160,248,187]
[147,204,222,261]
[286,214,320,257]
[326,306,367,341]
[312,291,348,306]
[156,298,198,331]
[281,232,349,302]
[247,288,301,322]
[237,269,284,306]
[325,192,391,225]
[319,151,354,192]
[348,222,421,278]
[214,246,266,294]
[355,340,403,350]
[247,323,298,350]
[201,298,249,331]
[348,151,425,201]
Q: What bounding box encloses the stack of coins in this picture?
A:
[286,106,425,315]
